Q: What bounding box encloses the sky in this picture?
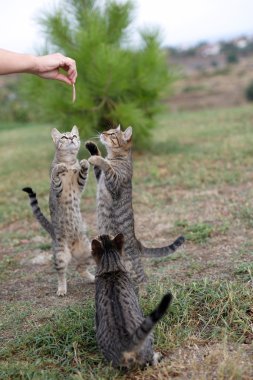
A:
[0,0,253,53]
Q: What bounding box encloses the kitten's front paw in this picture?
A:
[85,141,99,156]
[55,163,68,175]
[88,156,101,166]
[80,159,89,170]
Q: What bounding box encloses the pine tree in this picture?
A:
[21,0,173,149]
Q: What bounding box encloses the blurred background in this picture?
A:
[1,0,253,148]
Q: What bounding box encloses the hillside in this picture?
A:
[168,48,253,111]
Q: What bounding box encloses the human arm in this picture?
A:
[0,49,77,84]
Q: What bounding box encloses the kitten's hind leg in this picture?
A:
[124,258,148,297]
[77,267,95,283]
[54,245,71,296]
[124,247,147,295]
[73,238,95,283]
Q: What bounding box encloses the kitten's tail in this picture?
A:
[22,187,55,240]
[140,235,185,257]
[125,293,172,352]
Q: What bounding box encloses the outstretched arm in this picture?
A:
[0,49,77,85]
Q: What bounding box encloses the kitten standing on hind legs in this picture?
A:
[91,233,173,369]
[23,125,94,296]
[85,125,185,290]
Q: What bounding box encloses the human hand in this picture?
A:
[32,53,77,85]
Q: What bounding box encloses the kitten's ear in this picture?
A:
[113,233,124,253]
[51,128,61,143]
[71,125,79,136]
[123,126,132,142]
[116,125,121,131]
[91,239,103,264]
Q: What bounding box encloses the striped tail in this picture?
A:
[126,293,172,352]
[22,187,55,239]
[140,235,185,257]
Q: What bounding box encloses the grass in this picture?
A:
[234,262,253,282]
[143,106,253,189]
[235,205,253,228]
[175,221,214,243]
[1,105,253,225]
[0,279,252,379]
[1,104,253,379]
[0,256,17,281]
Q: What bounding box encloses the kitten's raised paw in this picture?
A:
[88,156,100,166]
[55,163,68,175]
[80,159,89,170]
[85,141,99,155]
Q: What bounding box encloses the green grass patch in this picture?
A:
[1,279,252,379]
[175,221,213,243]
[145,105,253,189]
[235,205,253,228]
[175,219,230,244]
[1,105,253,224]
[0,256,18,281]
[234,262,253,282]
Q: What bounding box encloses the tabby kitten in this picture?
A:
[23,125,94,296]
[92,233,172,369]
[85,126,185,286]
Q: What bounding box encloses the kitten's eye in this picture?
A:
[61,136,68,140]
[72,135,77,138]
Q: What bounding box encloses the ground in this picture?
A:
[0,105,253,379]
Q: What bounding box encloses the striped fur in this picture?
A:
[22,187,55,239]
[86,126,185,287]
[141,235,185,257]
[23,126,94,296]
[127,293,172,352]
[92,234,172,369]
